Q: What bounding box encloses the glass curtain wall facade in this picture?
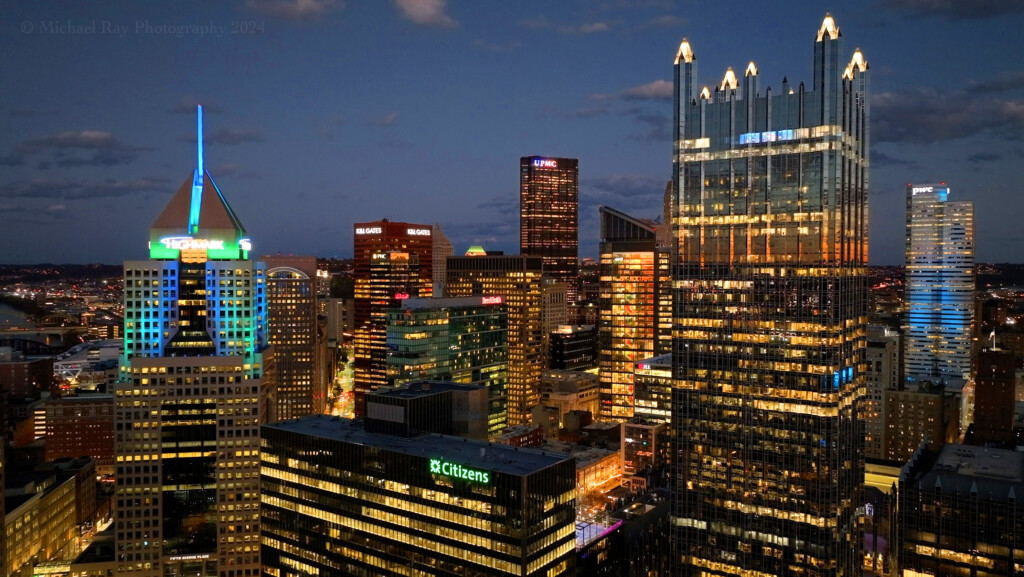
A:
[598,207,672,421]
[386,296,510,437]
[447,256,544,426]
[521,156,580,302]
[903,184,974,384]
[671,15,869,576]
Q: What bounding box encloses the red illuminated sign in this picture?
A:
[394,293,410,300]
[481,296,503,305]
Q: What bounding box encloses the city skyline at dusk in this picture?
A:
[3,1,1024,264]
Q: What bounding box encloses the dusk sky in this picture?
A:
[2,0,1023,265]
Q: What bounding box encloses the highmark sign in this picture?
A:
[158,237,252,252]
[149,236,252,259]
[429,458,490,484]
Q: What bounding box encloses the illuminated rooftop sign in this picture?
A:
[911,186,934,195]
[394,292,410,300]
[356,227,383,235]
[429,458,490,484]
[532,159,557,168]
[158,237,251,252]
[407,228,431,236]
[481,296,503,305]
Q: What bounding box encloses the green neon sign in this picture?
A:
[429,458,490,484]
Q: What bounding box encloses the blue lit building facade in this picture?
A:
[670,15,868,576]
[904,183,974,384]
[115,107,267,576]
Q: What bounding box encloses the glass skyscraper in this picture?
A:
[904,183,974,384]
[671,15,869,576]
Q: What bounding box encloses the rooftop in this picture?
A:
[400,296,505,310]
[265,415,572,477]
[902,444,1024,501]
[370,380,484,399]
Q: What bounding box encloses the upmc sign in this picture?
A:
[532,159,557,168]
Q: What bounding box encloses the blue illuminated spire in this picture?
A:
[190,105,204,234]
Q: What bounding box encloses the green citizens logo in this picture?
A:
[429,458,490,484]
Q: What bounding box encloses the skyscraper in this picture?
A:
[264,255,322,420]
[598,206,672,421]
[671,15,869,575]
[432,224,453,297]
[904,183,974,384]
[447,255,544,426]
[352,221,433,414]
[386,296,509,437]
[520,156,579,302]
[115,106,266,576]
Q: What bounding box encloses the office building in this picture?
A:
[0,354,53,399]
[521,156,580,301]
[353,221,433,414]
[896,444,1024,577]
[432,224,453,297]
[671,15,869,575]
[114,107,266,576]
[541,280,569,367]
[366,380,489,440]
[386,296,509,436]
[864,327,901,460]
[261,415,577,576]
[44,395,115,475]
[549,325,599,371]
[540,369,600,424]
[905,183,974,384]
[633,354,673,424]
[447,255,545,426]
[972,348,1016,445]
[884,383,958,462]
[598,207,672,421]
[622,419,668,478]
[263,255,323,420]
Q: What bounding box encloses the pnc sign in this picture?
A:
[911,186,934,195]
[532,159,557,168]
[429,458,490,484]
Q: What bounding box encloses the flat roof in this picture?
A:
[264,415,572,477]
[369,380,484,399]
[401,296,505,310]
[904,444,1024,500]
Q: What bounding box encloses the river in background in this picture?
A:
[0,302,36,329]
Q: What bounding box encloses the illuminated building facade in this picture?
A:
[260,415,577,576]
[896,444,1024,577]
[432,224,453,297]
[44,395,115,475]
[904,183,974,384]
[353,221,433,414]
[599,207,672,421]
[114,107,266,577]
[447,255,544,426]
[386,296,509,437]
[549,325,599,371]
[671,16,869,575]
[520,156,580,302]
[864,326,900,460]
[263,255,322,420]
[633,353,673,423]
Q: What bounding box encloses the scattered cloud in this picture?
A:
[394,0,457,28]
[471,38,521,53]
[0,177,170,200]
[871,151,915,167]
[621,108,671,143]
[1,130,154,168]
[588,174,666,200]
[7,109,45,118]
[244,0,343,21]
[873,87,1024,143]
[520,17,612,34]
[970,71,1024,93]
[967,152,1000,163]
[881,0,1024,20]
[623,79,673,101]
[643,14,686,28]
[368,112,399,127]
[179,127,266,145]
[169,96,224,114]
[575,108,608,119]
[476,195,517,212]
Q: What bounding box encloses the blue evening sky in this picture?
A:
[2,0,1023,264]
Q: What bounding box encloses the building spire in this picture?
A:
[720,67,737,91]
[674,38,694,64]
[816,13,839,42]
[190,105,204,234]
